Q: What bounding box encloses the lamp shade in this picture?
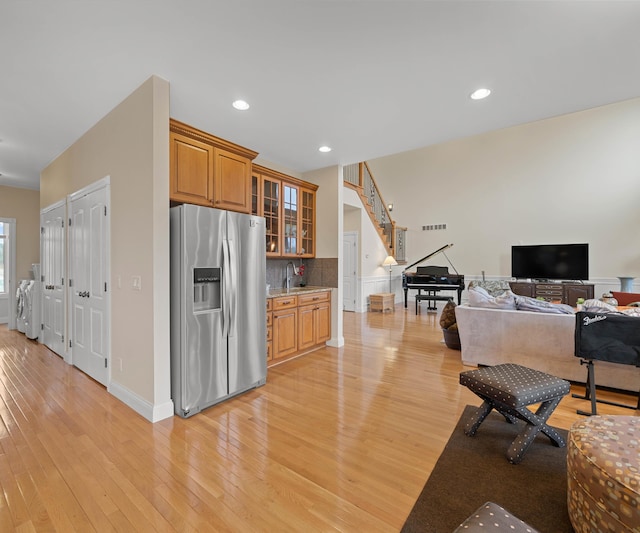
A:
[382,255,397,267]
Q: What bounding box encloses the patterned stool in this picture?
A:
[454,502,538,532]
[459,363,570,464]
[567,415,640,532]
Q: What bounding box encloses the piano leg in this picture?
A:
[404,288,409,308]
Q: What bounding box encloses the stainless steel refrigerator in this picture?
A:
[170,204,267,418]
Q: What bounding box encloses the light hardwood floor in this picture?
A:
[0,305,636,532]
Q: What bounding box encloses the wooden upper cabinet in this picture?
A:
[282,183,316,258]
[282,183,299,256]
[252,169,282,256]
[252,164,318,258]
[213,147,251,213]
[300,187,315,258]
[169,132,214,205]
[169,119,258,213]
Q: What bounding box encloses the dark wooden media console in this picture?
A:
[509,281,594,306]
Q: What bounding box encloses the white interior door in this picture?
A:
[41,202,66,356]
[0,218,16,326]
[343,232,358,312]
[70,185,109,386]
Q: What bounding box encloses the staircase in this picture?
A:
[344,162,406,262]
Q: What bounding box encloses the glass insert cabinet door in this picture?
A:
[251,174,259,216]
[301,189,314,256]
[283,184,298,255]
[263,177,280,255]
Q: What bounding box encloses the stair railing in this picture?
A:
[344,162,406,262]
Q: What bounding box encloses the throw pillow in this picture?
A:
[467,286,517,310]
[467,280,511,297]
[439,300,457,330]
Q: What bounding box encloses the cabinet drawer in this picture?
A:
[267,312,273,326]
[297,291,330,306]
[266,298,273,312]
[267,325,273,341]
[273,296,298,310]
[536,289,562,296]
[536,284,562,291]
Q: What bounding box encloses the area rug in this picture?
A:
[402,405,572,532]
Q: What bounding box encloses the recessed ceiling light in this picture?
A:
[232,100,250,111]
[318,146,332,153]
[470,88,491,100]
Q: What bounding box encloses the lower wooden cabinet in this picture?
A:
[268,290,331,365]
[508,282,535,298]
[298,292,331,351]
[273,308,298,359]
[266,298,273,362]
[563,285,594,307]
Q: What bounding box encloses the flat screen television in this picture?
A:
[511,243,589,281]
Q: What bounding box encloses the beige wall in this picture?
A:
[302,165,344,346]
[40,76,172,421]
[343,187,389,278]
[0,186,40,280]
[368,96,640,288]
[302,165,341,259]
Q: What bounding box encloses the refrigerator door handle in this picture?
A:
[222,238,232,338]
[227,238,237,338]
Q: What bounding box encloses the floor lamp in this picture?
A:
[382,255,397,293]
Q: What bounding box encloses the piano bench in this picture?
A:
[415,294,452,314]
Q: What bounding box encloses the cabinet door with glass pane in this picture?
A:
[300,187,315,257]
[282,184,299,256]
[262,176,281,256]
[251,173,260,216]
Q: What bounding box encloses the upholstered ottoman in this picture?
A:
[460,363,570,463]
[567,415,640,532]
[454,501,538,532]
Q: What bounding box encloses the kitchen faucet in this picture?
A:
[285,261,299,290]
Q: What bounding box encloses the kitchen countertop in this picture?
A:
[267,286,332,298]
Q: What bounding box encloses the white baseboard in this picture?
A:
[108,380,174,422]
[326,336,344,348]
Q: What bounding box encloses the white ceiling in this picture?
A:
[2,1,640,191]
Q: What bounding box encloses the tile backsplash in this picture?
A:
[266,258,338,289]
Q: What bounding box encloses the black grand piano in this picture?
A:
[402,243,464,310]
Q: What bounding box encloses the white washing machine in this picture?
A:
[16,279,30,333]
[24,280,41,340]
[24,264,41,340]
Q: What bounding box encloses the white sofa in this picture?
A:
[455,304,640,393]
